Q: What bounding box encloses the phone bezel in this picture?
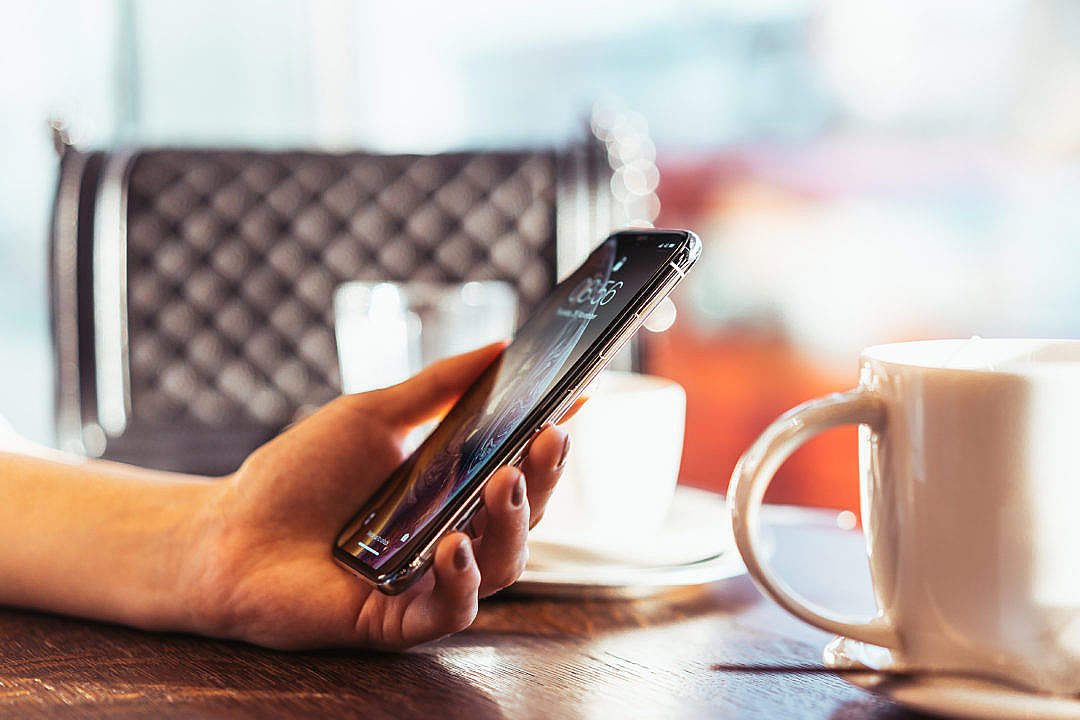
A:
[333,229,701,593]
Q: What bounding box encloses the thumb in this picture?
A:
[365,341,507,431]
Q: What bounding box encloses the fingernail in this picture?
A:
[554,432,571,472]
[454,539,472,571]
[510,471,526,507]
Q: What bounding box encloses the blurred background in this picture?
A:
[3,0,1080,513]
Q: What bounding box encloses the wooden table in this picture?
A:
[0,507,922,719]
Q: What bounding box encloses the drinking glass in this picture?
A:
[334,280,518,393]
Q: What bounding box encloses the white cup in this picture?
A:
[530,371,686,557]
[730,338,1080,693]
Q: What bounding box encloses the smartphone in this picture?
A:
[333,228,701,594]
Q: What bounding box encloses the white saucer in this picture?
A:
[509,486,745,599]
[824,636,1080,719]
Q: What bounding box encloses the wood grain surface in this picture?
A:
[0,510,928,719]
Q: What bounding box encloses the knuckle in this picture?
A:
[494,571,516,592]
[493,553,528,591]
[430,369,453,396]
[333,391,372,416]
[450,601,479,632]
[511,550,529,580]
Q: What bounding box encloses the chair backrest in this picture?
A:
[50,138,616,475]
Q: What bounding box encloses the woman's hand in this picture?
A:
[185,343,571,650]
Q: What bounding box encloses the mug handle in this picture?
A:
[729,389,899,648]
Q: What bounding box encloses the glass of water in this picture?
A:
[333,280,518,395]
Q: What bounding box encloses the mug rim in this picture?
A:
[593,370,684,396]
[861,338,1080,376]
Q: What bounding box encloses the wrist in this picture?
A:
[0,453,227,634]
[100,471,226,636]
[165,476,238,637]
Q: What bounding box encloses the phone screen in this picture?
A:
[336,230,690,583]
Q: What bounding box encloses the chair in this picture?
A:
[48,126,638,475]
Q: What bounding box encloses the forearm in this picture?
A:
[0,451,216,632]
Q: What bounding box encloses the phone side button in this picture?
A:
[600,323,639,359]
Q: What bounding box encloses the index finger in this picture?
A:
[365,342,507,429]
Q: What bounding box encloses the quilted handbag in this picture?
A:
[49,131,619,475]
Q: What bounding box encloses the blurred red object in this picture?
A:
[649,325,859,514]
[650,154,860,515]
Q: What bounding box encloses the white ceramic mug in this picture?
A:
[730,338,1080,693]
[530,371,686,557]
